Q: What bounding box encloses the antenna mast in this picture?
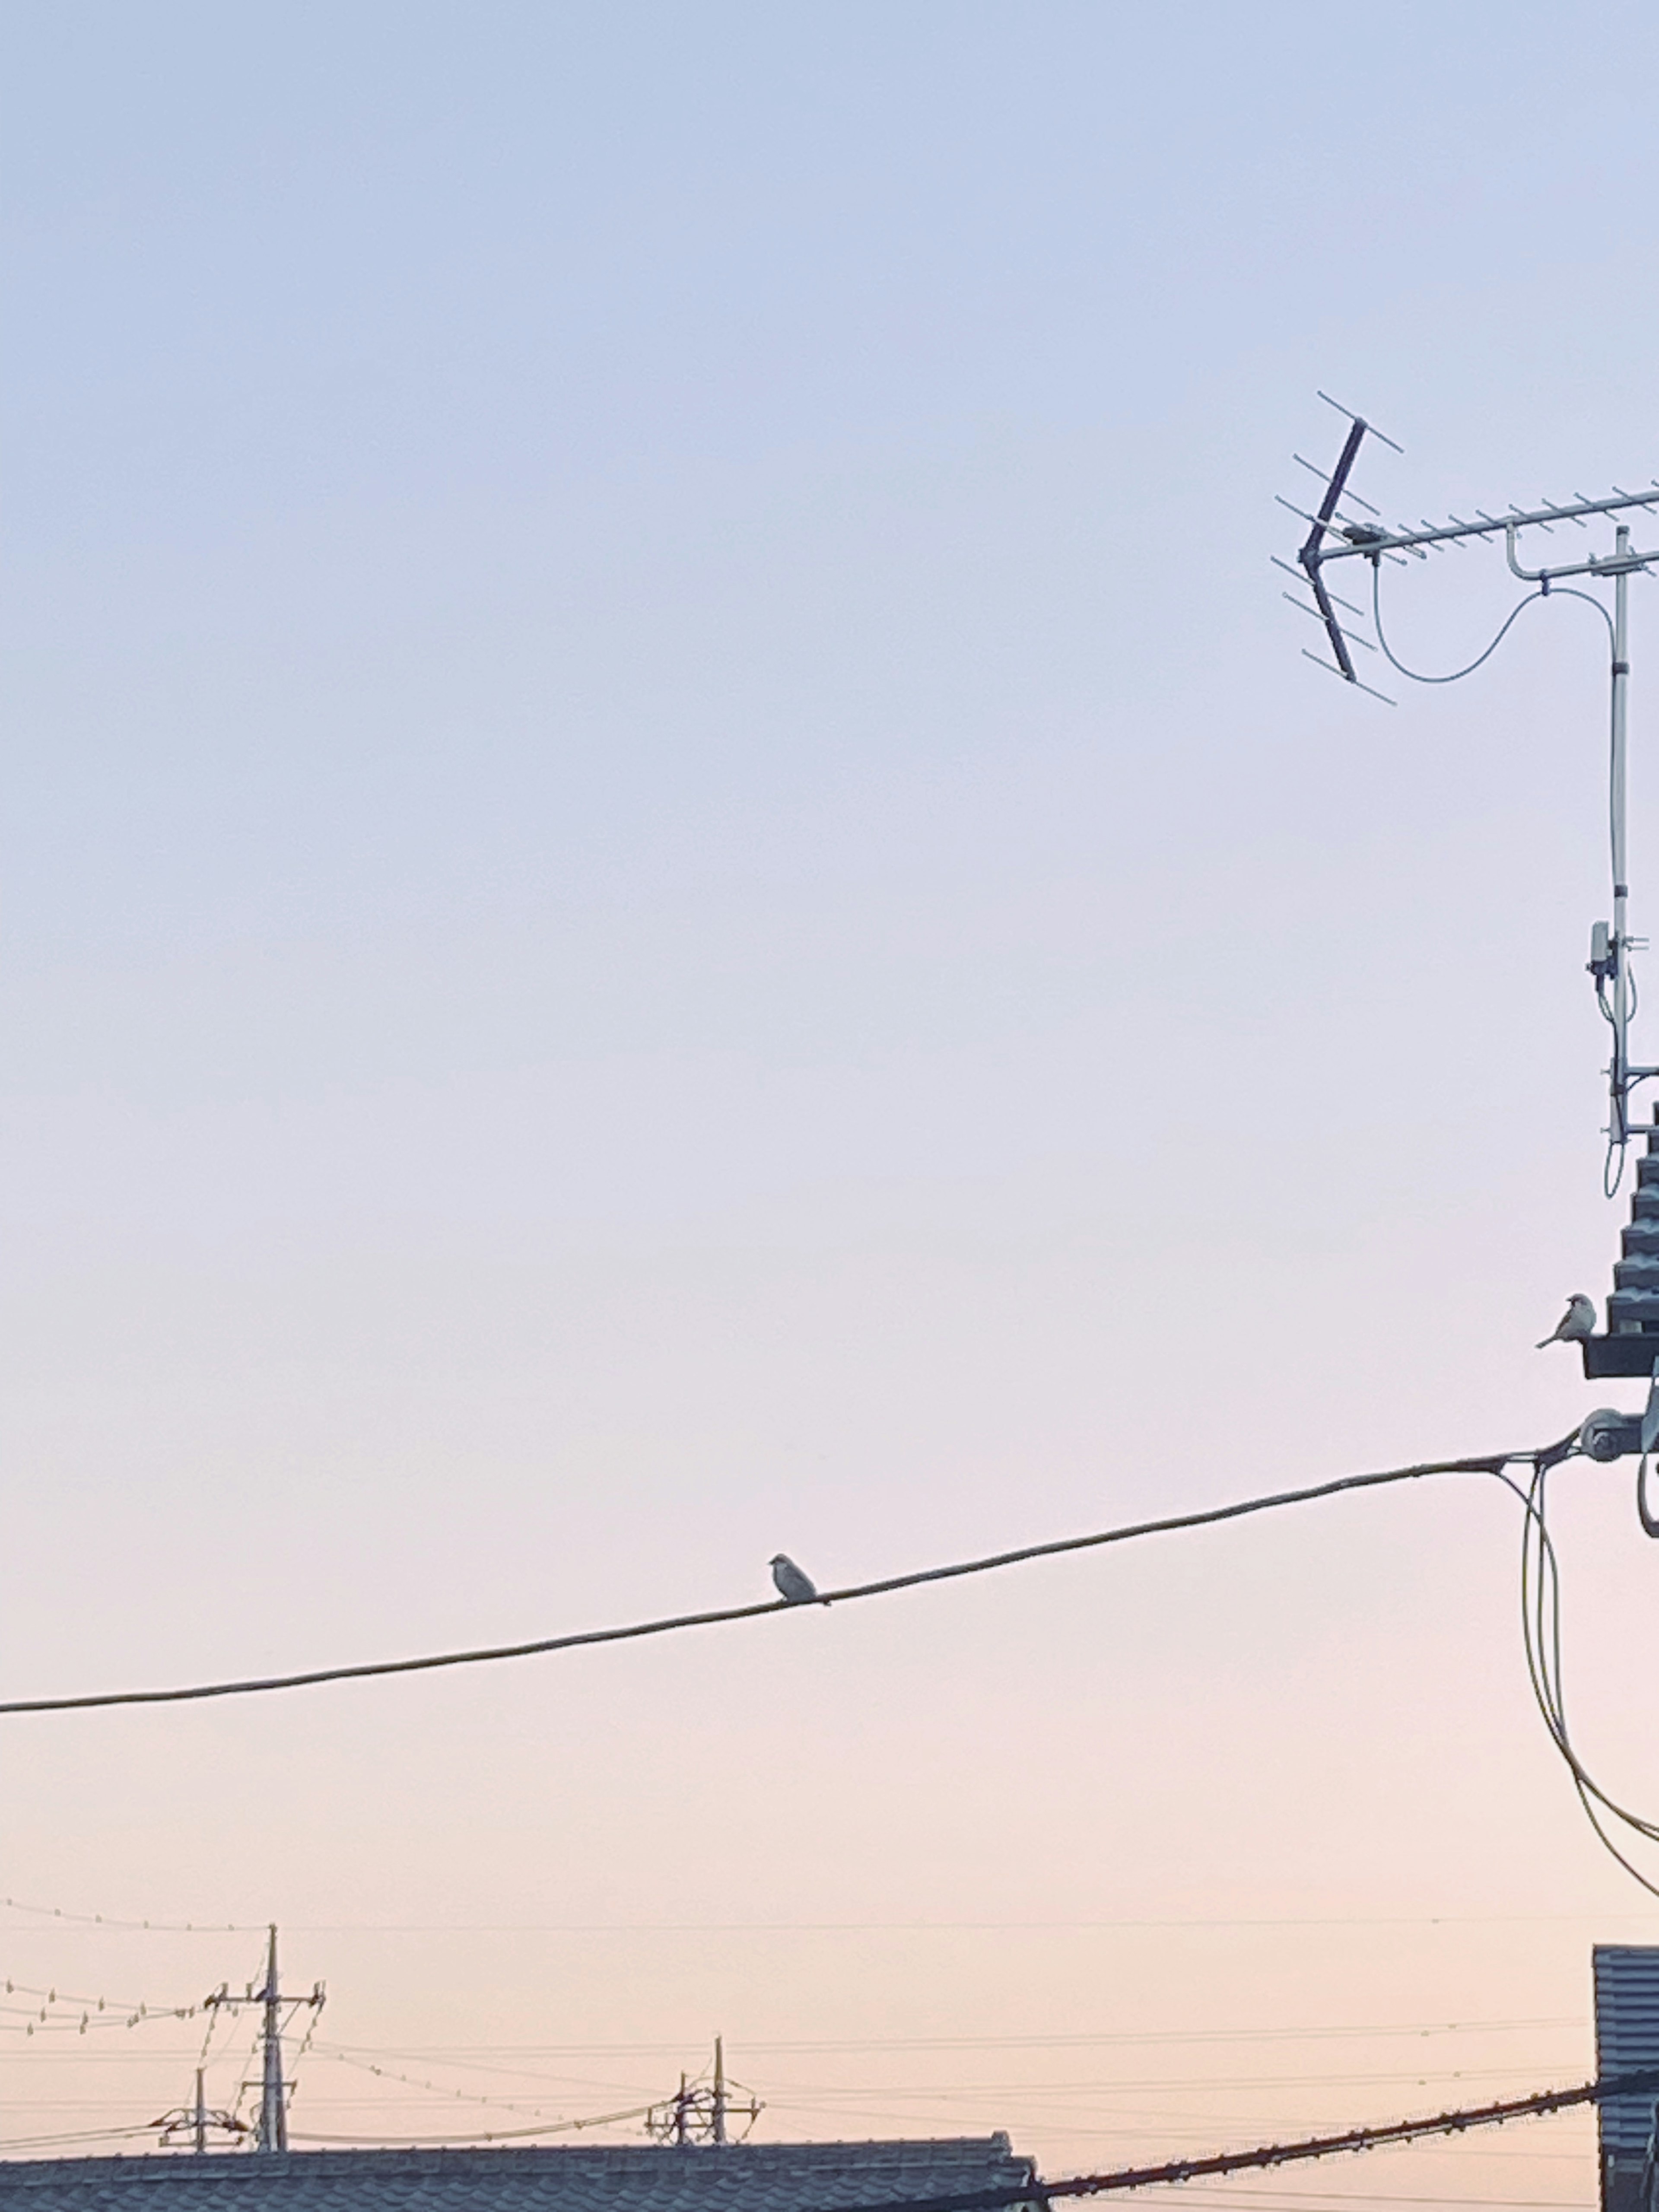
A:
[1282,401,1659,1178]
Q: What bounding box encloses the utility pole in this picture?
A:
[203,1925,325,2155]
[644,2040,761,2145]
[259,1927,285,2152]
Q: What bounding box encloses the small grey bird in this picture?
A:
[1537,1292,1596,1349]
[770,1553,828,1606]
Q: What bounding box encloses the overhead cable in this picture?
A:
[790,2068,1659,2212]
[1516,1453,1659,1897]
[0,1439,1576,1716]
[288,2103,655,2148]
[0,1895,252,1934]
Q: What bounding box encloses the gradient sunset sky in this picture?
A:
[6,6,1659,2202]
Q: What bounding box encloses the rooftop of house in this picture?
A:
[0,2136,1036,2212]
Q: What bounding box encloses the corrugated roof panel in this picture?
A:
[1595,1945,1659,2167]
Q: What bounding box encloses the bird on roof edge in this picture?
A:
[770,1553,829,1606]
[1537,1293,1596,1350]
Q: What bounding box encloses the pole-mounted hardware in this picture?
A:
[151,2068,248,2155]
[202,1926,324,2155]
[644,2038,763,2146]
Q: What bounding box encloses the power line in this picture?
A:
[316,2043,572,2123]
[10,1913,1653,1934]
[286,2104,655,2148]
[0,1439,1576,1716]
[316,2018,1580,2059]
[0,1896,254,1934]
[1514,1456,1659,1896]
[1161,2197,1592,2209]
[0,2124,156,2153]
[792,2069,1659,2212]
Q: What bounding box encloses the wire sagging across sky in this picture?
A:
[0,1437,1578,1716]
[1516,1450,1659,1899]
[0,1897,254,1935]
[8,1421,1658,1908]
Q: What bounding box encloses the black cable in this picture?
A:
[1640,1454,1659,1540]
[1514,1451,1659,1898]
[289,2100,655,2148]
[1370,566,1614,685]
[1371,568,1546,683]
[0,1442,1574,1716]
[0,2124,158,2153]
[1370,559,1627,1186]
[1606,1137,1628,1202]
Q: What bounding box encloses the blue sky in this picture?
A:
[5,0,1659,2185]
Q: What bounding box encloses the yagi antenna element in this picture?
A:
[1293,409,1377,681]
[1281,402,1659,1196]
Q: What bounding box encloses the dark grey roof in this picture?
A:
[0,2139,1036,2212]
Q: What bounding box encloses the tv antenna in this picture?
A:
[1281,394,1659,1191]
[202,1926,324,2154]
[644,2037,762,2146]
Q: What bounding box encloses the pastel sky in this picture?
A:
[5,3,1659,2201]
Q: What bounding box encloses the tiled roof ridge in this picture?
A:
[0,2136,1029,2188]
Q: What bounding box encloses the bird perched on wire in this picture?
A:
[770,1553,829,1606]
[1537,1293,1596,1349]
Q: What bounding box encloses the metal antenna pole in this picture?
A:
[1613,524,1634,1147]
[712,2037,727,2146]
[193,2069,207,2155]
[259,1926,285,2154]
[1284,420,1659,1178]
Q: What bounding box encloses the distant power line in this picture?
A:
[0,1438,1572,1716]
[13,2070,1627,2184]
[793,2069,1659,2212]
[0,1897,251,1934]
[9,1895,1659,1934]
